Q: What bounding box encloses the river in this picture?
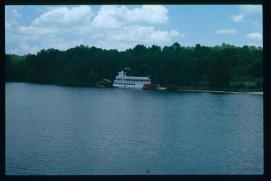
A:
[5,83,263,175]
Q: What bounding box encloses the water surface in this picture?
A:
[5,83,263,175]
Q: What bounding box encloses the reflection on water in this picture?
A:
[6,83,263,175]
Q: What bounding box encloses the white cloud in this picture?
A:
[17,5,171,36]
[18,26,58,35]
[131,5,169,23]
[5,6,22,29]
[6,5,183,54]
[246,32,262,41]
[93,25,181,50]
[5,21,11,30]
[216,28,237,34]
[40,38,86,51]
[239,5,262,14]
[231,14,244,22]
[32,5,93,26]
[229,5,262,32]
[150,30,182,42]
[252,21,261,29]
[92,5,168,29]
[18,41,40,54]
[11,36,86,55]
[12,9,22,18]
[91,6,122,29]
[17,5,93,36]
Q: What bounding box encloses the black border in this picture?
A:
[1,0,270,180]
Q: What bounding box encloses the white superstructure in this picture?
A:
[113,70,151,89]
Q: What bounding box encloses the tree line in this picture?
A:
[5,42,262,90]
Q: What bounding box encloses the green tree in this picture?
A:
[208,52,232,87]
[88,70,98,85]
[5,43,262,90]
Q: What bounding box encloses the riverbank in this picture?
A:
[176,89,263,95]
[176,86,263,94]
[5,81,263,95]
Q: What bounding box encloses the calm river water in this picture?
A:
[5,83,263,175]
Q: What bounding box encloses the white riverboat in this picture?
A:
[113,70,151,89]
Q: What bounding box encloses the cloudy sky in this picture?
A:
[5,5,262,55]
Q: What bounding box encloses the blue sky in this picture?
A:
[5,5,262,55]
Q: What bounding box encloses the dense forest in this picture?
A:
[5,43,262,91]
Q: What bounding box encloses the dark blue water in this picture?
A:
[5,83,263,175]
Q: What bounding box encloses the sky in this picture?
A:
[5,5,263,55]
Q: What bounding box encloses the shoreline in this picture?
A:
[6,82,263,95]
[175,89,263,95]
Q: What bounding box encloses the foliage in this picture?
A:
[5,43,262,90]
